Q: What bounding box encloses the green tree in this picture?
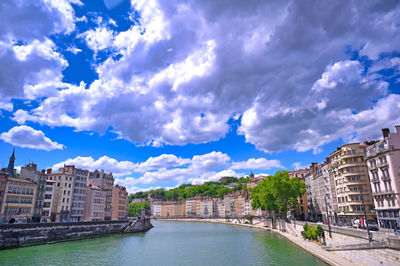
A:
[128,201,150,217]
[250,171,305,228]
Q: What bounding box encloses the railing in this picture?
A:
[372,190,394,196]
[377,160,388,168]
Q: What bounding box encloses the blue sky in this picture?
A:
[0,0,399,193]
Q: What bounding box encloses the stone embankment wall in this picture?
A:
[292,221,400,266]
[0,219,152,249]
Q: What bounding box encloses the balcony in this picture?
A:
[371,178,380,183]
[377,160,388,168]
[381,175,391,181]
[373,190,395,197]
[368,164,378,171]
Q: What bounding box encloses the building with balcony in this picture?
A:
[42,180,55,222]
[111,185,128,220]
[330,143,375,225]
[0,177,37,223]
[365,127,400,229]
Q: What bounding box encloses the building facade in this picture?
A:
[0,172,8,214]
[111,185,128,220]
[20,162,47,222]
[1,177,37,223]
[84,185,106,221]
[330,143,375,225]
[63,166,89,222]
[47,167,74,222]
[365,127,400,229]
[42,180,55,222]
[150,200,162,216]
[88,170,114,220]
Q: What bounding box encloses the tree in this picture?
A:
[128,201,150,217]
[250,171,305,228]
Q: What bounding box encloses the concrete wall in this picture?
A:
[0,219,152,249]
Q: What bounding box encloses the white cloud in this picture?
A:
[292,162,308,170]
[52,155,136,177]
[52,151,283,191]
[6,0,400,153]
[231,158,283,170]
[0,125,65,151]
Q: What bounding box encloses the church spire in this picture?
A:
[7,147,15,177]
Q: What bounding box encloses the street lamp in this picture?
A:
[324,195,332,238]
[360,187,372,243]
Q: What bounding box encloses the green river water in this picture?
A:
[0,220,327,265]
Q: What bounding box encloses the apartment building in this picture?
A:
[215,199,225,217]
[20,162,47,222]
[47,167,74,222]
[305,163,320,221]
[224,192,235,217]
[60,166,89,222]
[42,180,55,222]
[150,200,162,216]
[234,191,248,216]
[111,185,128,220]
[330,143,375,225]
[161,201,176,217]
[84,185,106,221]
[88,170,114,220]
[365,127,400,229]
[0,172,8,214]
[289,168,308,220]
[185,197,197,216]
[200,199,215,217]
[1,177,37,223]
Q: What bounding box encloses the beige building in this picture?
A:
[84,185,106,221]
[88,170,114,220]
[330,143,375,225]
[47,167,74,222]
[289,168,308,221]
[161,201,176,217]
[1,177,37,222]
[111,185,128,220]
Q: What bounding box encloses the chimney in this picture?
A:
[47,168,52,174]
[382,128,390,138]
[41,169,46,174]
[395,125,400,134]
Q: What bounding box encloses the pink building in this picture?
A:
[365,126,400,229]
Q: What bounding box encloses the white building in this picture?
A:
[150,201,162,217]
[200,200,215,217]
[365,127,400,229]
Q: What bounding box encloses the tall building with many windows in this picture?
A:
[330,143,375,225]
[88,170,114,220]
[20,162,47,222]
[111,185,128,220]
[61,165,89,222]
[47,167,74,222]
[365,127,400,229]
[0,177,37,223]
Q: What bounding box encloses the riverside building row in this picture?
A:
[289,126,400,230]
[0,152,128,223]
[149,191,263,218]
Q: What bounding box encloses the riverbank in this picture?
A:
[0,218,152,249]
[153,218,355,266]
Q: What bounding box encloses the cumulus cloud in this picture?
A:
[7,0,400,153]
[231,158,283,170]
[0,125,65,151]
[53,151,282,191]
[52,155,136,177]
[0,0,78,110]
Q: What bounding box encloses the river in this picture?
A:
[0,220,327,265]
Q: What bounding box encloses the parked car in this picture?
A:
[352,219,361,229]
